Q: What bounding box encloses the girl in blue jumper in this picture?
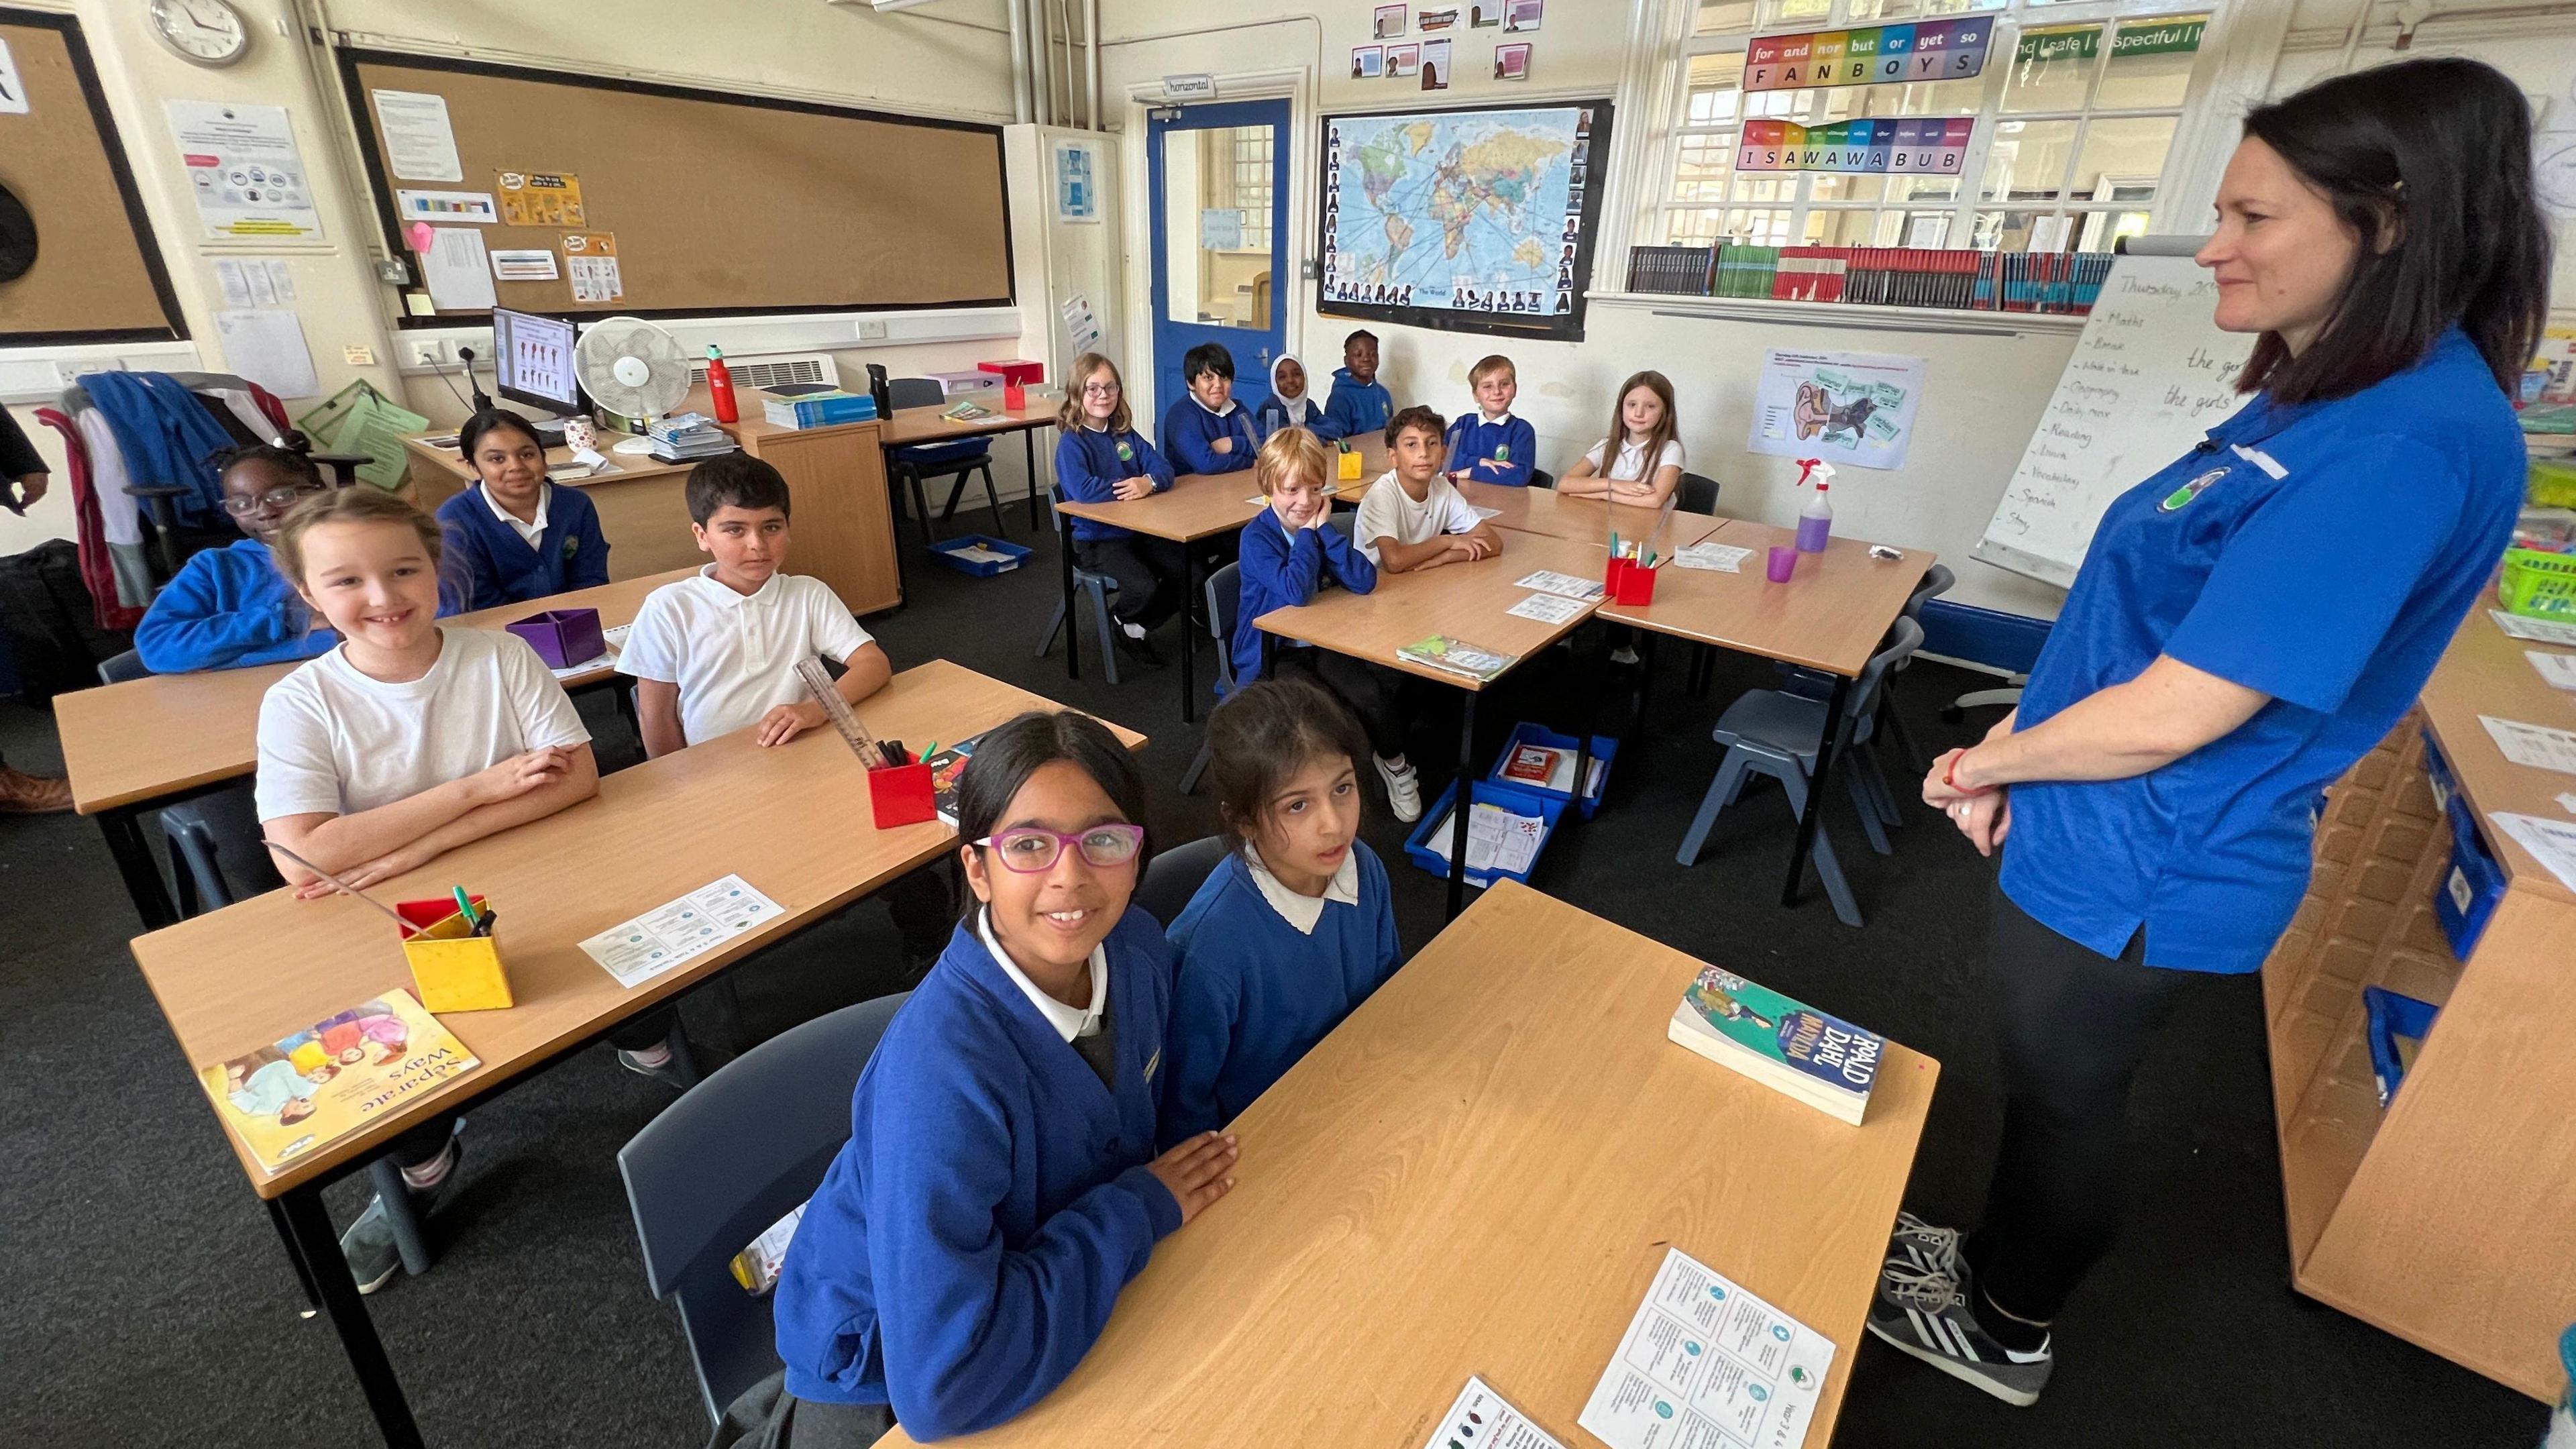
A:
[432,411,610,611]
[749,710,1241,1445]
[1053,353,1188,667]
[1162,676,1402,1146]
[136,445,338,672]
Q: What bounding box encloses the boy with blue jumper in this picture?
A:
[1163,676,1402,1144]
[1161,342,1260,475]
[1444,354,1537,488]
[137,445,338,672]
[1322,329,1393,439]
[753,712,1240,1444]
[433,411,610,611]
[1055,352,1189,665]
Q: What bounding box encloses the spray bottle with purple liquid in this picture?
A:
[1795,457,1835,553]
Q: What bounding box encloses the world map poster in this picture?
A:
[1319,101,1611,341]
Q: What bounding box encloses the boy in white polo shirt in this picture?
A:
[619,454,893,756]
[619,454,949,967]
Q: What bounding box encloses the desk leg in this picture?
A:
[1782,675,1854,908]
[1180,546,1198,724]
[278,1185,425,1449]
[1024,431,1044,533]
[266,1195,322,1318]
[1058,514,1081,682]
[1260,631,1276,681]
[98,806,177,932]
[1448,693,1478,920]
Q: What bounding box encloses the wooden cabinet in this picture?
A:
[720,409,903,615]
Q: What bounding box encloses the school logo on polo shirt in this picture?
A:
[1494,444,1510,460]
[1116,441,1133,462]
[2158,466,2228,513]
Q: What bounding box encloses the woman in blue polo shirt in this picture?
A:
[1868,58,2546,1407]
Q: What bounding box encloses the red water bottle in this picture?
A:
[706,345,738,425]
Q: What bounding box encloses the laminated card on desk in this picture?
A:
[2526,650,2576,692]
[1418,1376,1566,1449]
[1580,1246,1837,1449]
[2488,812,2576,894]
[1507,592,1589,625]
[1676,541,1755,573]
[580,875,786,988]
[1515,569,1606,601]
[2491,609,2576,647]
[2479,715,2576,775]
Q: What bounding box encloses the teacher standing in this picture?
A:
[1872,57,2547,1407]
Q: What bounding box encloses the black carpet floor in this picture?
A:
[0,517,2548,1448]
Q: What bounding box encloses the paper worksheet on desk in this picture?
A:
[1580,1246,1835,1449]
[2480,715,2576,775]
[1418,1375,1566,1449]
[2491,609,2576,647]
[2528,649,2576,692]
[1507,591,1589,625]
[1515,569,1605,601]
[1676,541,1754,573]
[2489,812,2576,893]
[581,875,786,988]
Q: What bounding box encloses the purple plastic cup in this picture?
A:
[1766,545,1797,583]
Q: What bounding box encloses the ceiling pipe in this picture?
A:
[1005,0,1031,124]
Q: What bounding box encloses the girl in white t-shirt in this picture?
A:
[254,487,666,1294]
[1559,370,1685,508]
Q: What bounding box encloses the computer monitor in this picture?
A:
[492,307,582,418]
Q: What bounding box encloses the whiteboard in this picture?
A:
[1975,254,2250,588]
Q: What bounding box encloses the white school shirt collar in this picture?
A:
[979,908,1108,1042]
[482,480,551,549]
[1243,849,1360,935]
[1191,394,1239,418]
[1478,409,1514,425]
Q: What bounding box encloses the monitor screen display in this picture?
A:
[492,308,580,415]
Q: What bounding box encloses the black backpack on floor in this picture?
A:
[0,538,129,706]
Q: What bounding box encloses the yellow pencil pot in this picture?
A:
[1338,447,1363,481]
[396,895,514,1013]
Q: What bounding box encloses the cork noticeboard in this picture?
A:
[340,52,1014,325]
[0,10,186,343]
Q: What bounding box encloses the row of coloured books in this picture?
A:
[1625,243,2117,315]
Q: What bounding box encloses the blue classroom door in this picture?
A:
[1147,99,1291,449]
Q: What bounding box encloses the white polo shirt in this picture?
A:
[255,626,590,822]
[1354,469,1483,566]
[482,480,551,549]
[1244,849,1361,936]
[1584,435,1687,483]
[978,908,1108,1041]
[615,567,874,746]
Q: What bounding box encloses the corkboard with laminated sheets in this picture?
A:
[340,52,1014,324]
[0,10,186,343]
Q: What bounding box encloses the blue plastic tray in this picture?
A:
[1401,777,1567,891]
[1488,721,1616,820]
[925,534,1032,578]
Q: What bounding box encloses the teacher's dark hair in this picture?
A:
[2237,56,2550,404]
[951,710,1151,916]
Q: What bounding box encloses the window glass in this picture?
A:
[2096,15,2204,109]
[2001,24,2100,113]
[1161,124,1275,329]
[1980,117,2079,202]
[1692,0,1758,32]
[2070,115,2175,203]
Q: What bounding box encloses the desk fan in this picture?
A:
[574,316,690,454]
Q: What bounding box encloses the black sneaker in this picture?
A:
[1886,1210,1963,1277]
[341,1134,466,1295]
[1113,626,1165,669]
[1865,1230,2053,1407]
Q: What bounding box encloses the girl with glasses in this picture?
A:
[750,710,1240,1444]
[1051,352,1188,668]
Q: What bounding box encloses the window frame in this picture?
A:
[1655,0,2226,263]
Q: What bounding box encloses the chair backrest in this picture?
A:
[887,377,945,411]
[97,649,150,684]
[1326,512,1356,543]
[1845,616,1924,735]
[1529,468,1555,490]
[619,990,912,1426]
[1901,563,1954,623]
[1137,836,1233,927]
[1205,561,1242,686]
[1677,471,1720,515]
[163,782,286,911]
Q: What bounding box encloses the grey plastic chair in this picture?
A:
[619,991,912,1428]
[1875,563,1954,775]
[1137,836,1232,927]
[1032,482,1123,687]
[97,651,282,916]
[887,378,1006,544]
[1179,562,1244,795]
[1676,617,1923,928]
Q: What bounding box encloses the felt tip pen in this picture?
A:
[452,886,478,927]
[472,910,498,938]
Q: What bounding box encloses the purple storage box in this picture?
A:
[507,608,606,669]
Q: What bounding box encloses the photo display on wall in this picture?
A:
[1318,99,1611,341]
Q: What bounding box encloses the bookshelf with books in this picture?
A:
[1623,243,2115,317]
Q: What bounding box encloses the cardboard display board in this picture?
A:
[342,52,1013,323]
[0,11,186,343]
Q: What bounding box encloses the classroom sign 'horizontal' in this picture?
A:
[1737,117,1974,176]
[1744,16,1993,93]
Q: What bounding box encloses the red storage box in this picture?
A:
[977,359,1044,387]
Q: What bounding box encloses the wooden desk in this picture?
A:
[1254,531,1606,916]
[2261,608,2576,1402]
[132,661,1144,1448]
[881,881,1939,1449]
[1458,478,1726,550]
[402,433,705,581]
[1604,521,1935,910]
[61,570,694,931]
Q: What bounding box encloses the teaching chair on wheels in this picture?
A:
[619,991,913,1427]
[1676,616,1923,929]
[885,378,1008,547]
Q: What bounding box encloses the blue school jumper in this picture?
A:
[1160,844,1401,1146]
[771,910,1181,1438]
[1322,368,1393,440]
[1445,411,1537,488]
[1227,511,1376,692]
[134,539,335,673]
[1253,394,1336,443]
[1053,425,1174,542]
[1161,397,1258,475]
[2001,327,2523,974]
[433,483,610,611]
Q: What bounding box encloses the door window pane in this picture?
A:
[2095,15,2205,109]
[1980,118,2079,202]
[2002,24,2100,113]
[1162,125,1274,329]
[2070,115,2175,203]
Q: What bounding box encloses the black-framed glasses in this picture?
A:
[222,483,326,517]
[975,823,1145,873]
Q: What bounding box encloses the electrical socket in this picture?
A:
[856,319,889,341]
[405,339,442,368]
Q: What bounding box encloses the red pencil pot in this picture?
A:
[1605,557,1659,605]
[868,762,936,828]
